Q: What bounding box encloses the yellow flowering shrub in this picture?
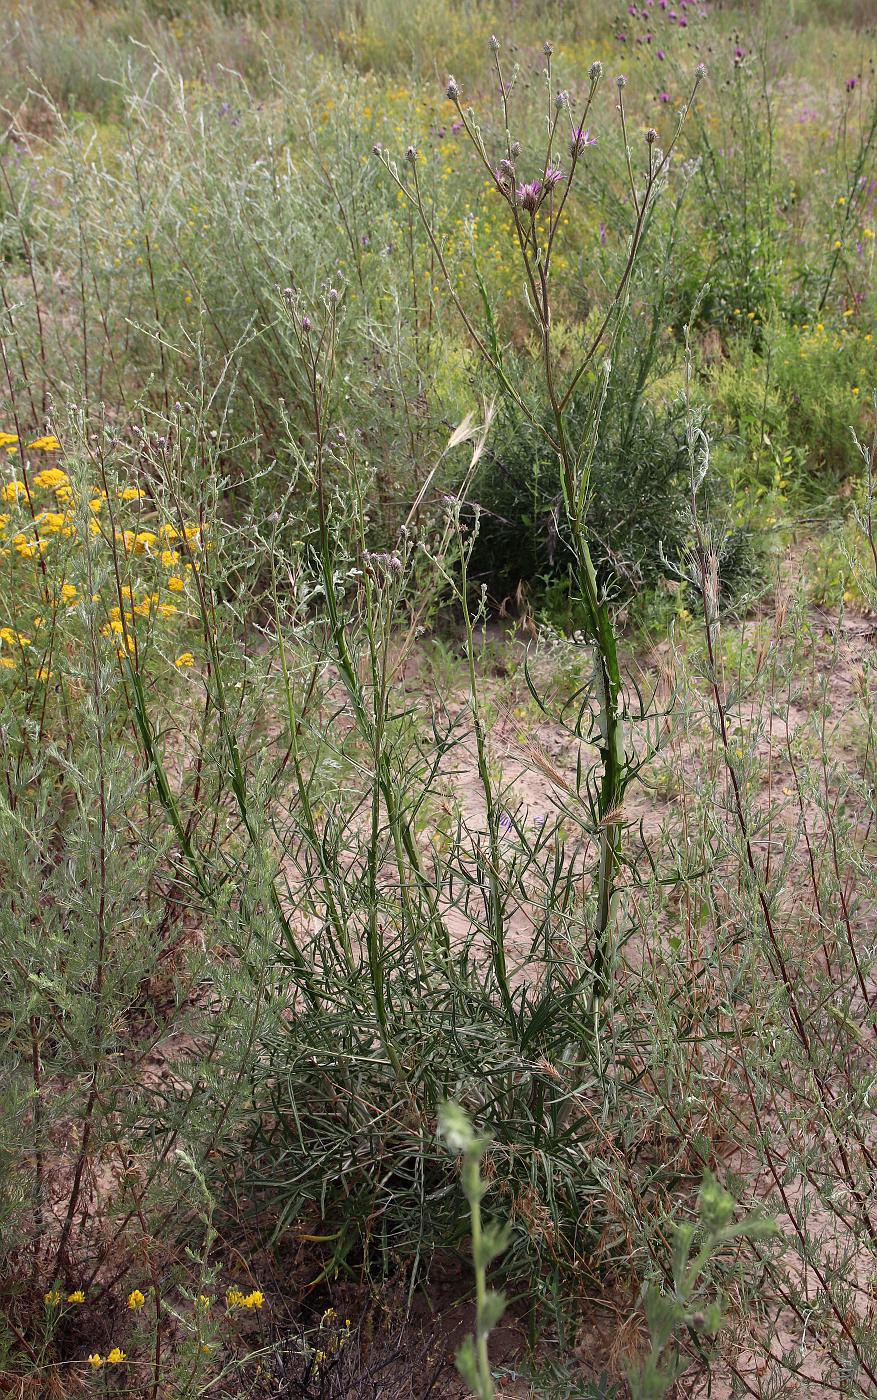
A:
[0,433,205,685]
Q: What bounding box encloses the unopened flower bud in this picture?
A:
[302,315,312,332]
[646,127,658,143]
[489,34,500,52]
[555,89,569,109]
[616,74,627,89]
[695,63,706,80]
[543,41,553,57]
[446,75,460,101]
[589,60,603,83]
[405,145,417,164]
[511,141,522,157]
[372,142,382,156]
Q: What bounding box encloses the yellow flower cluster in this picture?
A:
[225,1286,265,1310]
[88,1348,126,1368]
[0,434,204,678]
[127,1289,146,1310]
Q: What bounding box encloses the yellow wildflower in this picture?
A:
[156,603,178,618]
[36,666,53,682]
[160,549,180,568]
[27,435,61,452]
[87,1353,103,1369]
[44,1290,61,1306]
[118,486,146,501]
[167,576,185,592]
[0,657,15,670]
[196,1295,211,1309]
[134,531,157,553]
[89,497,104,513]
[60,583,77,603]
[0,627,31,647]
[226,1288,246,1308]
[0,433,19,448]
[107,1348,126,1364]
[13,533,48,557]
[67,1290,85,1304]
[33,468,69,492]
[243,1290,264,1310]
[175,652,195,668]
[1,480,26,502]
[127,1289,146,1310]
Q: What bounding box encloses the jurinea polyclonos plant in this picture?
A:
[375,43,705,1006]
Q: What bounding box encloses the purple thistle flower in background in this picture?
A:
[599,221,608,245]
[847,77,858,91]
[657,48,666,59]
[571,123,597,157]
[659,91,670,102]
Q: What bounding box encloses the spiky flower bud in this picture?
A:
[616,74,627,89]
[543,41,553,57]
[511,141,522,157]
[446,75,460,101]
[589,60,603,83]
[489,34,500,52]
[646,127,658,144]
[555,89,569,110]
[695,62,706,80]
[405,145,417,164]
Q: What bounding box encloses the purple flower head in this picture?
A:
[516,179,542,212]
[657,48,666,59]
[571,124,597,156]
[659,91,670,102]
[847,77,858,92]
[544,163,564,191]
[735,46,745,59]
[495,158,515,184]
[679,16,687,25]
[302,315,312,332]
